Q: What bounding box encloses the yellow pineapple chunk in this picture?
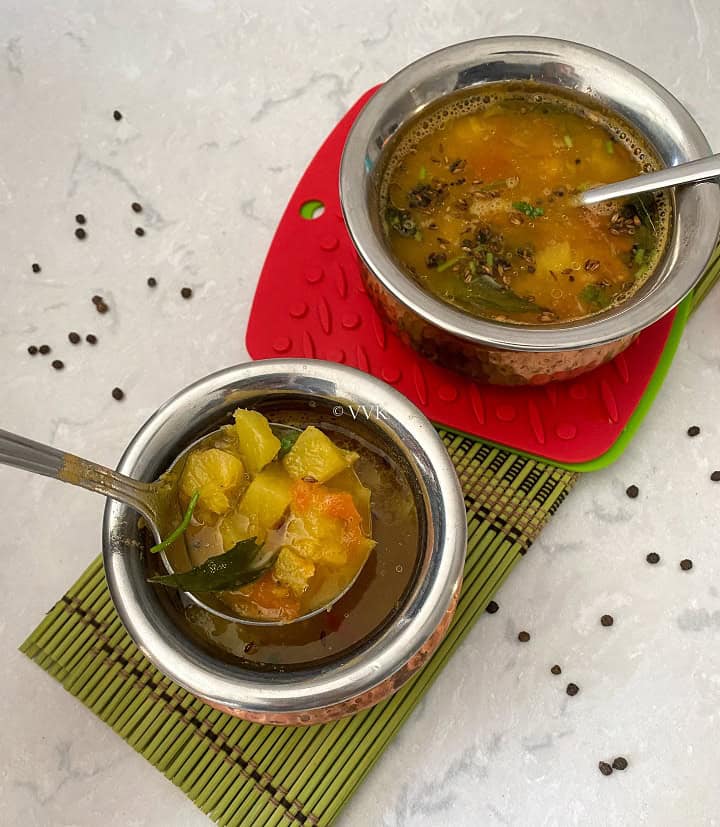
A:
[179,448,244,516]
[273,547,315,595]
[284,509,348,566]
[291,536,348,567]
[237,463,292,541]
[449,114,493,145]
[534,241,572,279]
[233,409,281,476]
[219,509,252,551]
[327,468,372,533]
[282,426,351,483]
[317,542,348,566]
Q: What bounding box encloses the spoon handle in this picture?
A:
[579,153,720,206]
[0,428,156,522]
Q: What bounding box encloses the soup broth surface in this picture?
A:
[380,84,671,324]
[153,415,421,669]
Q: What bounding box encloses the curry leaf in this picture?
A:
[437,255,463,273]
[277,431,300,458]
[149,491,199,554]
[628,194,657,234]
[452,274,545,315]
[148,537,274,593]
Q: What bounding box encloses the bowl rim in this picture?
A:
[103,359,466,714]
[339,35,720,352]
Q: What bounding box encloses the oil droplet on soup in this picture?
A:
[380,85,671,324]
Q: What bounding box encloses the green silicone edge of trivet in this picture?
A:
[557,292,691,472]
[436,291,693,474]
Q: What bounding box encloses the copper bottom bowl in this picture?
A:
[361,263,635,385]
[210,582,461,726]
[103,360,467,725]
[340,37,720,385]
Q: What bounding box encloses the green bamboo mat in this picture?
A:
[20,244,720,826]
[21,435,575,827]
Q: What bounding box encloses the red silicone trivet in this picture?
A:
[246,87,677,466]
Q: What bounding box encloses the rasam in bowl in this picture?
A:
[340,36,720,384]
[103,360,466,725]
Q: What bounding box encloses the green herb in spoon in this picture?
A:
[149,536,273,592]
[149,490,199,554]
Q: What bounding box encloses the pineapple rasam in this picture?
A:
[381,84,671,324]
[155,410,376,623]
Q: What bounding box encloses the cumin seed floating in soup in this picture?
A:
[380,85,672,324]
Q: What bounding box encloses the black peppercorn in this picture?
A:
[92,295,109,314]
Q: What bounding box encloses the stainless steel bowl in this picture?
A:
[340,36,720,384]
[103,359,466,725]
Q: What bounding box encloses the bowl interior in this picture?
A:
[340,36,720,351]
[372,80,674,320]
[147,393,426,670]
[103,360,466,714]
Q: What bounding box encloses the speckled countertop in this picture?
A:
[2,2,720,825]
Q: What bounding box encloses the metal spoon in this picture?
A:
[578,153,720,206]
[0,425,371,626]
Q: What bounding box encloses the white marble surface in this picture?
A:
[2,1,720,825]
